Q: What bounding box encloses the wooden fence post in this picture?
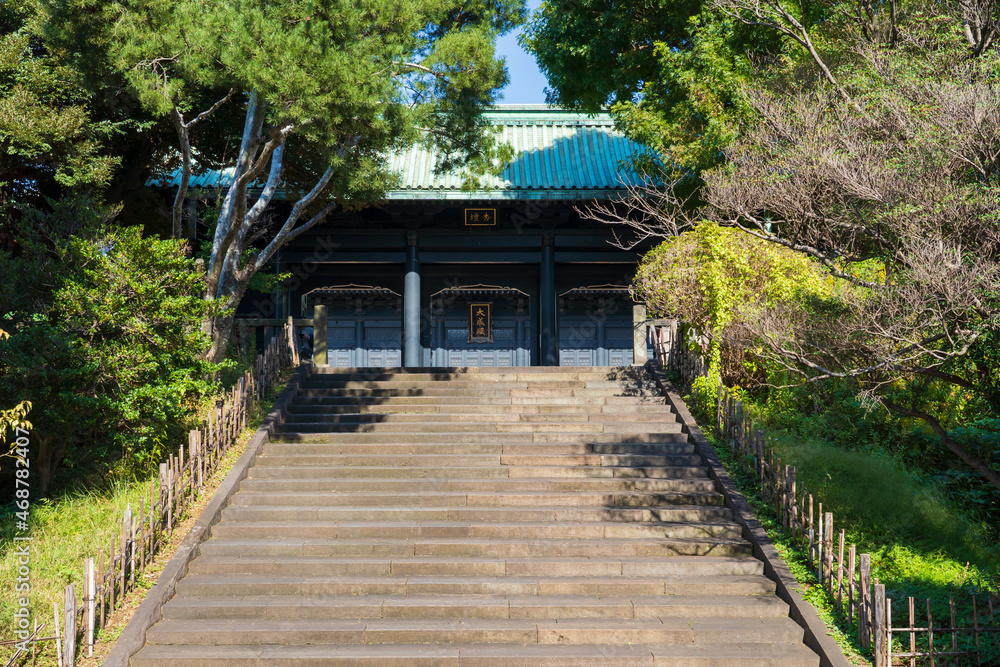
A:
[860,554,872,649]
[63,583,76,666]
[824,512,834,591]
[85,558,95,656]
[788,467,796,535]
[54,601,62,667]
[98,548,105,630]
[167,461,174,534]
[874,582,886,667]
[287,315,299,366]
[119,506,129,601]
[848,545,856,625]
[129,508,137,589]
[837,529,845,609]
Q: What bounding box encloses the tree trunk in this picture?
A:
[205,311,236,365]
[34,434,63,497]
[204,272,252,364]
[883,400,1000,492]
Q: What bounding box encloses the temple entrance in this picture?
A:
[558,286,635,366]
[309,285,404,368]
[429,285,531,367]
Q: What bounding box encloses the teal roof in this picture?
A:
[152,105,647,201]
[386,105,646,200]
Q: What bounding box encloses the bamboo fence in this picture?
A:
[651,322,999,666]
[3,322,297,666]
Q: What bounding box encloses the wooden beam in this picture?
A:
[233,317,314,327]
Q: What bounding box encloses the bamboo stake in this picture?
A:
[887,595,892,666]
[928,599,935,667]
[860,554,871,649]
[63,583,76,666]
[989,597,999,652]
[950,598,957,654]
[138,496,145,575]
[129,508,137,589]
[178,445,185,514]
[973,594,981,661]
[817,505,824,581]
[848,545,856,625]
[909,597,916,667]
[118,510,127,603]
[109,531,115,615]
[837,529,845,609]
[85,558,95,656]
[825,512,833,591]
[167,460,174,534]
[98,548,105,630]
[788,467,796,537]
[54,601,62,667]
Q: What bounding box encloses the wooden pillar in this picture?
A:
[632,303,647,365]
[539,235,557,366]
[313,303,328,366]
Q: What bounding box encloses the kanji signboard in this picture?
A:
[469,303,493,343]
[464,208,496,226]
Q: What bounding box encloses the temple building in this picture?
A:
[181,105,654,367]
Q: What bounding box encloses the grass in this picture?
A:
[0,359,292,664]
[683,380,1000,665]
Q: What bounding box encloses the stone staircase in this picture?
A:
[132,366,821,666]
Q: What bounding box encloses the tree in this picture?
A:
[0,197,218,493]
[109,0,525,362]
[0,0,119,226]
[520,0,784,173]
[588,0,1000,491]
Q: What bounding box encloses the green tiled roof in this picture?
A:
[385,105,646,200]
[152,105,646,201]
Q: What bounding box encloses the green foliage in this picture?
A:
[522,1,785,173]
[634,220,840,368]
[686,390,999,663]
[54,225,219,463]
[0,0,119,214]
[109,0,526,195]
[0,197,220,493]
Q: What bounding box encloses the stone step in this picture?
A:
[273,423,684,435]
[287,403,672,414]
[291,395,667,406]
[219,507,739,528]
[131,365,821,667]
[198,537,752,559]
[207,519,744,541]
[252,453,705,467]
[275,421,612,433]
[309,365,630,376]
[230,491,724,508]
[160,593,790,621]
[302,373,639,383]
[143,616,805,646]
[186,555,762,578]
[237,476,719,493]
[247,465,710,480]
[132,641,821,666]
[281,411,679,423]
[257,442,699,456]
[300,380,598,389]
[294,388,662,399]
[270,432,690,444]
[173,573,778,598]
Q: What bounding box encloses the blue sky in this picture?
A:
[496,0,548,104]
